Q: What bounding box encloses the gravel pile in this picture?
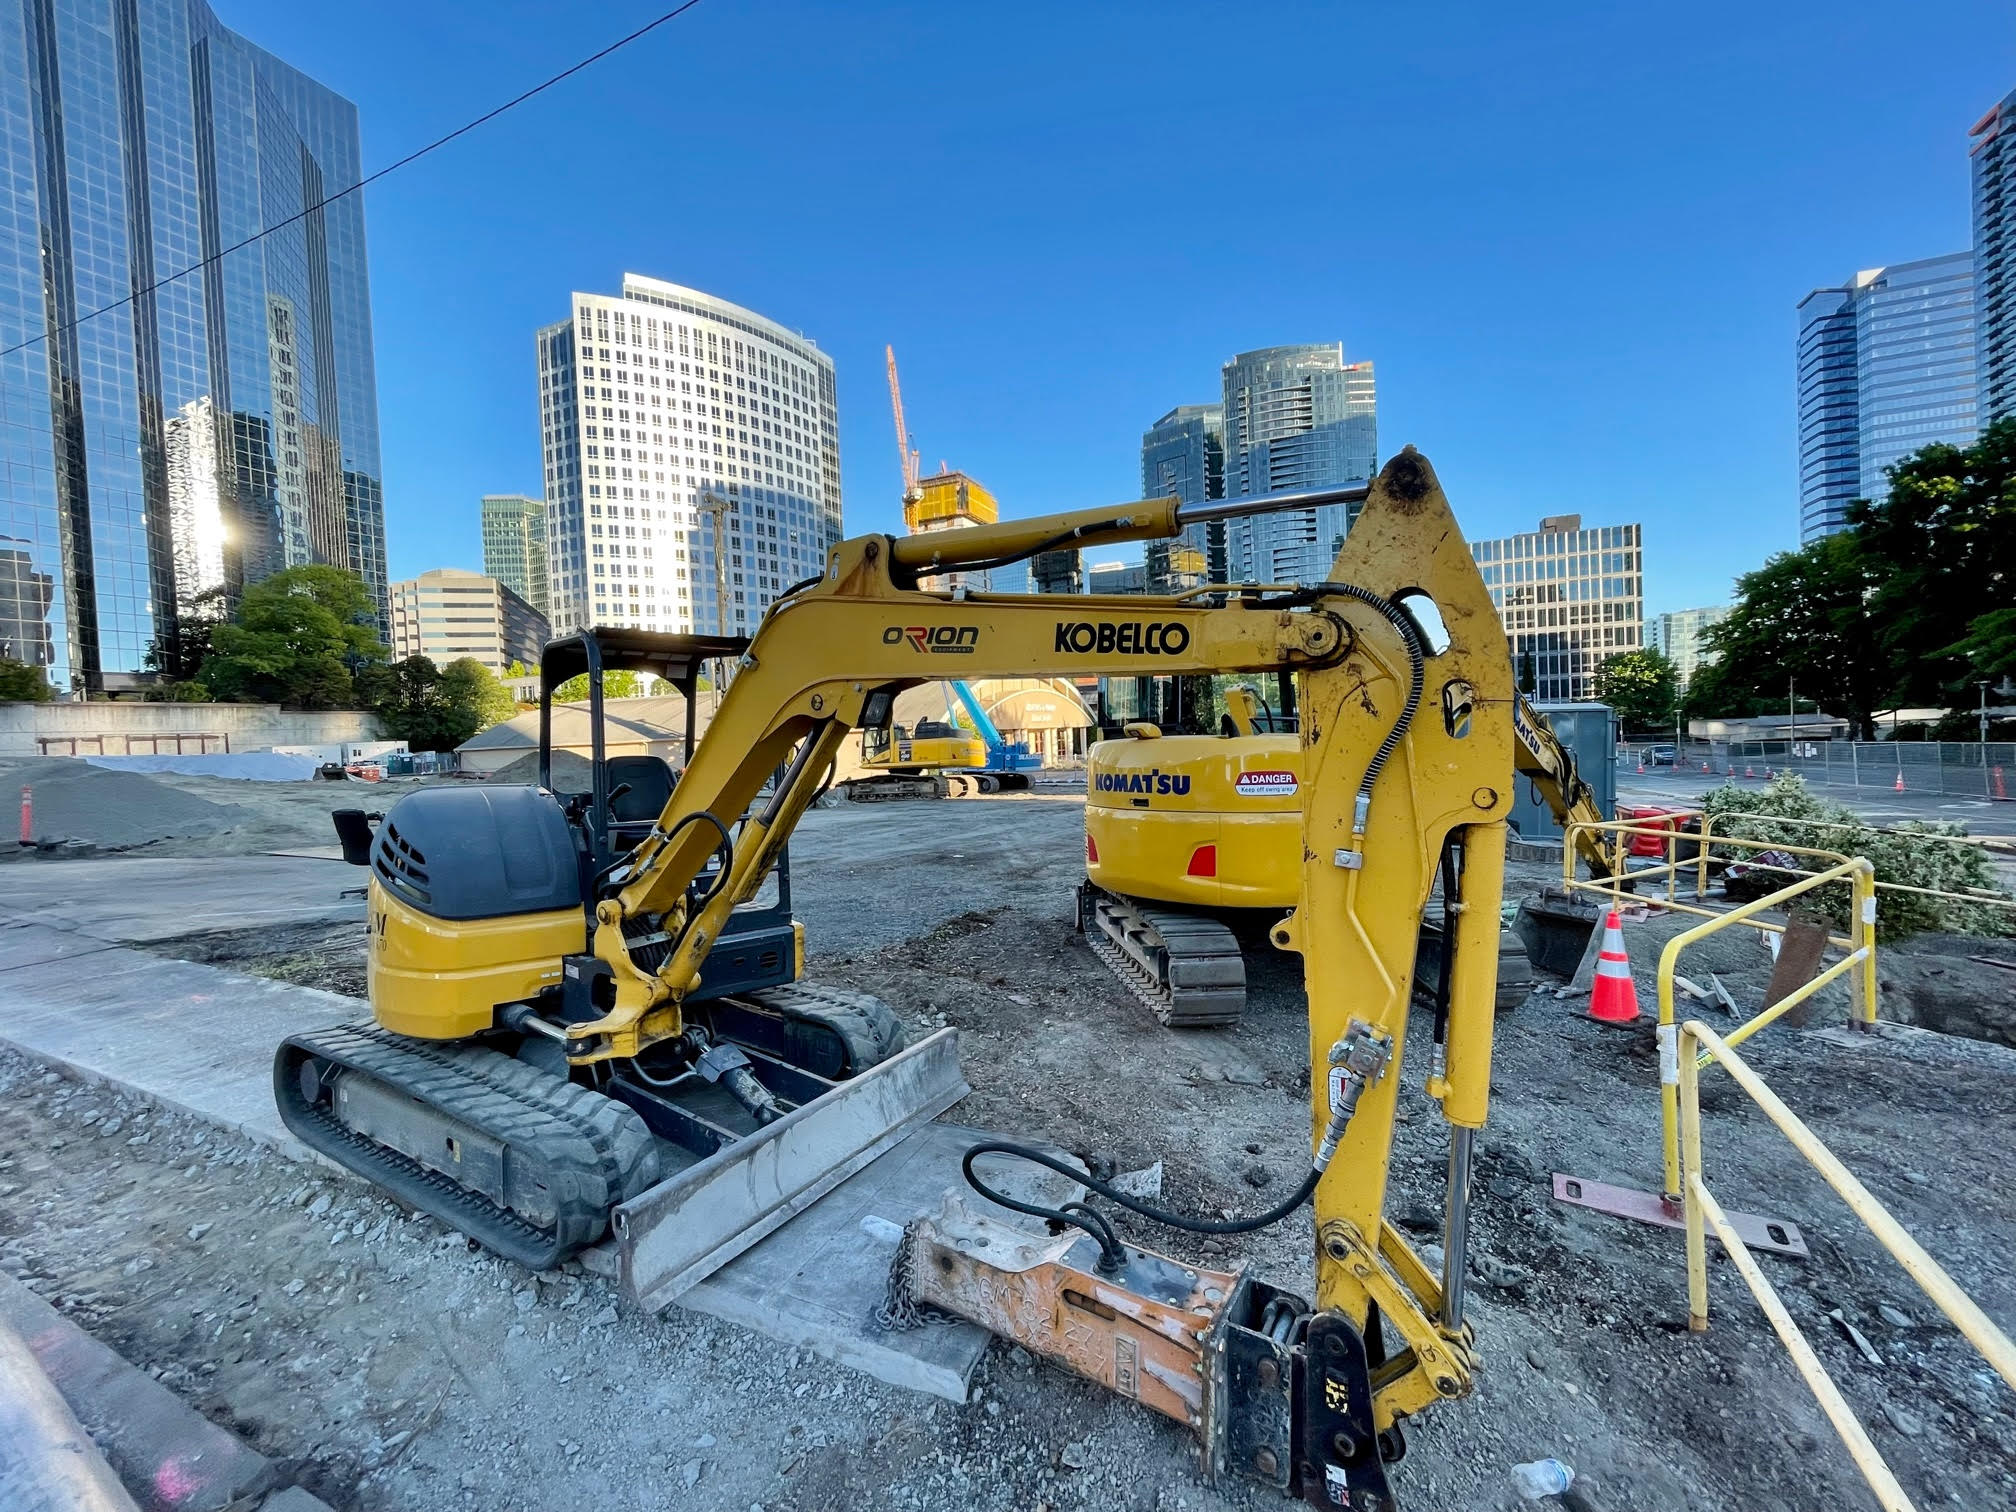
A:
[486,749,595,792]
[8,757,243,852]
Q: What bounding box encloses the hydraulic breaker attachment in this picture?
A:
[907,1198,1402,1510]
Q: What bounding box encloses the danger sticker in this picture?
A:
[1235,770,1298,796]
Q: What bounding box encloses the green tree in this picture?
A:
[1853,418,2016,701]
[551,669,641,702]
[441,658,516,732]
[0,657,54,702]
[201,565,385,708]
[1591,647,1679,732]
[360,656,518,752]
[1692,533,1887,739]
[142,587,227,684]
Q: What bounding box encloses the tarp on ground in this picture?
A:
[83,752,322,782]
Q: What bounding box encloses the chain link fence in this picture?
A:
[1655,739,2016,801]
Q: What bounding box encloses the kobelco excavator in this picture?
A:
[278,446,1570,1506]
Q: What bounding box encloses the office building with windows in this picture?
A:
[535,276,841,636]
[1974,87,2016,425]
[389,567,547,674]
[1652,605,1729,692]
[0,0,386,693]
[1139,404,1225,590]
[1220,346,1375,585]
[1471,515,1644,703]
[1797,253,1978,541]
[480,494,548,619]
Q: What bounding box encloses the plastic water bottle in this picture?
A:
[1509,1459,1575,1501]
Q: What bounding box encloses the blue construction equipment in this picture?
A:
[949,681,1041,786]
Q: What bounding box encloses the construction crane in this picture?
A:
[886,344,921,508]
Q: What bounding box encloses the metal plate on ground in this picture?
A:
[678,1121,1086,1402]
[1553,1173,1809,1258]
[616,1028,969,1312]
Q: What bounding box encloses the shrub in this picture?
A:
[1697,773,2013,937]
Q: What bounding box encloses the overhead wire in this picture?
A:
[0,0,709,363]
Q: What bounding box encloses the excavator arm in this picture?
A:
[562,449,1523,1505]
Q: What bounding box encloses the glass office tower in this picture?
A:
[0,0,385,692]
[1139,404,1224,591]
[1220,345,1376,585]
[1973,88,2016,426]
[1796,253,1977,542]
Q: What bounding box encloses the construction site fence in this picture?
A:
[1647,739,2016,801]
[1677,1018,2016,1512]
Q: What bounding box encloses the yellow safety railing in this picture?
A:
[1651,856,1877,1202]
[1561,819,1880,1203]
[1698,812,2016,926]
[1678,1019,2016,1512]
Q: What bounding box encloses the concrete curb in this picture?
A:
[0,1273,335,1512]
[0,1309,141,1512]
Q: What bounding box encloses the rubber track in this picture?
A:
[1085,890,1246,1028]
[739,982,908,1074]
[274,1022,660,1271]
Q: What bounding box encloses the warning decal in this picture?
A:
[1235,770,1298,797]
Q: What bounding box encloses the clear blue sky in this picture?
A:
[218,0,2013,618]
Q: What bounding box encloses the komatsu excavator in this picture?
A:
[1079,672,1613,1026]
[277,446,1571,1506]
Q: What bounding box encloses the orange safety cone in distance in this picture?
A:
[1894,770,1906,792]
[1589,909,1640,1023]
[1744,765,1755,778]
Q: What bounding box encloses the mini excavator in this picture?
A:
[278,447,1582,1507]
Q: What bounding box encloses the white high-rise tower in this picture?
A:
[536,275,842,636]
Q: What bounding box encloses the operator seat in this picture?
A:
[606,754,677,849]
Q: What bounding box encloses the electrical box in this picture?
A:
[1511,702,1616,844]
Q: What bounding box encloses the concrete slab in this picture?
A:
[0,923,354,1150]
[0,1271,280,1511]
[0,856,363,944]
[682,1123,1085,1403]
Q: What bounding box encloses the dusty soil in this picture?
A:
[4,805,2015,1510]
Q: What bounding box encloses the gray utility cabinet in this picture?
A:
[1511,702,1616,843]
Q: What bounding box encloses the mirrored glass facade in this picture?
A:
[0,0,384,692]
[1471,516,1644,703]
[1796,253,1977,543]
[1139,403,1223,591]
[1220,345,1375,585]
[1973,88,2015,426]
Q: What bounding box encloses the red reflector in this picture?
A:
[1085,833,1099,864]
[1186,844,1217,878]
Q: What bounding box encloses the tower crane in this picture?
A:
[886,345,921,507]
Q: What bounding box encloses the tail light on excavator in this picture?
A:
[1085,833,1099,864]
[1185,844,1217,878]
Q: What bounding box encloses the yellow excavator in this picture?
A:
[846,713,990,799]
[276,447,1578,1505]
[1080,676,1612,1026]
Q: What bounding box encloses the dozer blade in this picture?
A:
[613,1027,969,1312]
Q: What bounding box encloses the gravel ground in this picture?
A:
[4,804,2015,1510]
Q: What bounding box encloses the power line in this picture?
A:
[0,0,707,363]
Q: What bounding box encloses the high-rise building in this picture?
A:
[1973,88,2016,426]
[905,470,997,594]
[1086,561,1146,594]
[1221,346,1375,584]
[0,0,386,693]
[389,568,548,674]
[535,275,840,637]
[480,494,548,618]
[1471,515,1644,703]
[1796,253,1978,541]
[1139,405,1225,590]
[1652,606,1730,692]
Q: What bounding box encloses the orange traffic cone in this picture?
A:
[1637,760,1645,774]
[1894,770,1905,793]
[1589,909,1640,1024]
[1744,765,1755,778]
[1764,766,1774,779]
[1701,760,1710,773]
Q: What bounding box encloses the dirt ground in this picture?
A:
[4,796,2016,1510]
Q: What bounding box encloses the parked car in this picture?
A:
[1644,744,1678,766]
